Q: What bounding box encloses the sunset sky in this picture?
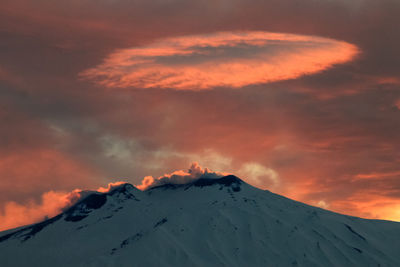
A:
[1,0,400,230]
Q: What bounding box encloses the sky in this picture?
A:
[1,0,400,230]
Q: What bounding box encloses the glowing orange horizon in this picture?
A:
[80,31,359,90]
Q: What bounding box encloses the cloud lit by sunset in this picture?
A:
[0,190,82,231]
[80,31,358,90]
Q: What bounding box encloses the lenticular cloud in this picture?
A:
[81,31,359,90]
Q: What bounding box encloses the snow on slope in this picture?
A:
[0,175,399,267]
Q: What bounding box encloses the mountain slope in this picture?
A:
[1,175,399,267]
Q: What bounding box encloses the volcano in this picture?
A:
[1,175,399,266]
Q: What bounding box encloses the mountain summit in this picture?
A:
[1,175,400,266]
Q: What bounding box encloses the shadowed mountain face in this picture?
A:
[1,175,400,267]
[147,175,243,191]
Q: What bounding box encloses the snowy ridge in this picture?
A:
[0,175,400,266]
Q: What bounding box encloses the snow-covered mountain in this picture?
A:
[1,175,400,267]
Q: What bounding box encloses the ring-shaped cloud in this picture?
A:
[80,31,359,90]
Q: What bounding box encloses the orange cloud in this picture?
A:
[0,180,133,231]
[0,148,104,231]
[353,171,400,180]
[0,190,81,231]
[80,31,359,90]
[97,181,127,193]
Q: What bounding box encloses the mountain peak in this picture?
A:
[108,183,138,195]
[2,173,400,266]
[146,175,243,191]
[192,175,243,191]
